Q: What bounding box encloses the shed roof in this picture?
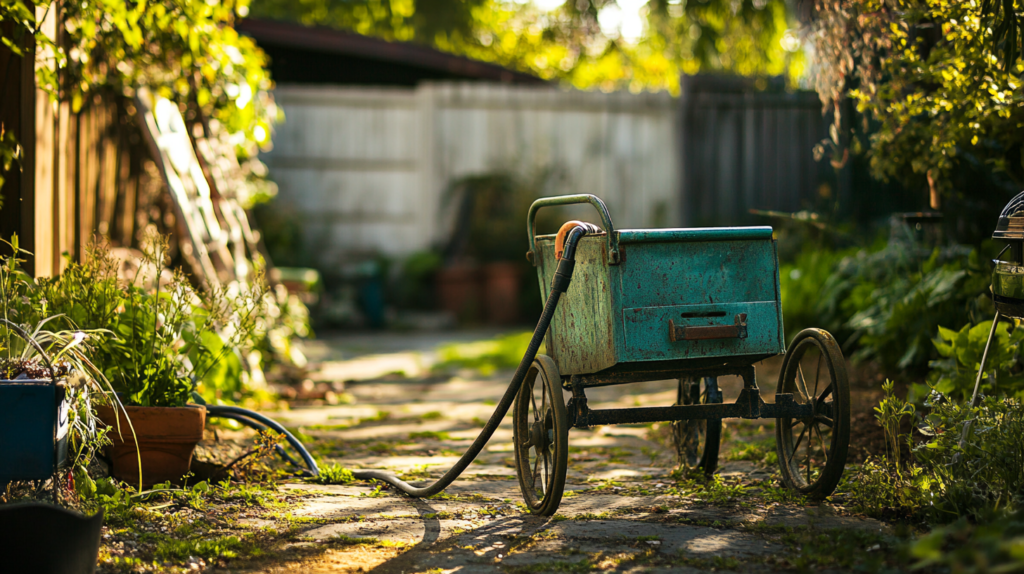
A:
[237,18,546,86]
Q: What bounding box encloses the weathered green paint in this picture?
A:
[536,234,619,374]
[617,239,778,309]
[533,209,785,376]
[622,302,780,362]
[617,227,773,244]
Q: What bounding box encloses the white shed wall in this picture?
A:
[264,83,678,266]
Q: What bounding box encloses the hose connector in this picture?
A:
[551,223,591,293]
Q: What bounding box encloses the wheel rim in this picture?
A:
[513,357,566,514]
[778,336,840,490]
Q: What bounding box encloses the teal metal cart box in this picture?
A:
[531,211,785,377]
[512,194,850,516]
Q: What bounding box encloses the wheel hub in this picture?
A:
[529,418,549,450]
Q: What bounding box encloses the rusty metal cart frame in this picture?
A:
[512,194,850,516]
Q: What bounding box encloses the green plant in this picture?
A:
[0,236,123,484]
[35,233,268,407]
[811,1,1024,200]
[876,380,916,469]
[837,382,931,519]
[310,464,355,485]
[910,513,1024,573]
[915,394,1024,521]
[924,320,1024,403]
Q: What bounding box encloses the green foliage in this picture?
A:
[434,331,535,376]
[839,382,931,520]
[910,513,1024,573]
[310,463,355,485]
[0,235,118,478]
[832,245,988,371]
[62,0,275,155]
[915,395,1024,521]
[155,535,254,562]
[876,379,916,467]
[811,1,1024,197]
[10,233,268,407]
[1,0,277,197]
[925,320,1024,402]
[778,243,860,336]
[780,226,990,372]
[251,0,803,94]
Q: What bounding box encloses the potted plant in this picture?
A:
[43,234,266,487]
[0,236,118,498]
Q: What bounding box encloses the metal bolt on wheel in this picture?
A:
[775,329,850,500]
[672,377,722,476]
[513,355,568,516]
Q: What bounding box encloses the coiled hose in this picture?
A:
[205,405,320,477]
[350,224,589,496]
[203,224,588,493]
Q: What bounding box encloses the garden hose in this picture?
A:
[204,405,320,477]
[201,223,588,493]
[350,224,589,497]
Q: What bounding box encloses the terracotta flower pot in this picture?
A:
[483,262,521,325]
[96,404,206,487]
[436,263,481,324]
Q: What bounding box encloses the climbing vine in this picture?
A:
[0,0,276,195]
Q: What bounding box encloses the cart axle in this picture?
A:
[569,389,824,428]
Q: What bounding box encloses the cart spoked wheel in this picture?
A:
[672,377,722,476]
[513,354,568,516]
[775,329,850,500]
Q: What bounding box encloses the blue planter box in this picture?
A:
[0,380,69,483]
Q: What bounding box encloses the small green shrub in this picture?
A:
[922,320,1024,403]
[915,395,1024,521]
[840,381,932,519]
[311,464,355,485]
[910,513,1024,573]
[779,225,993,373]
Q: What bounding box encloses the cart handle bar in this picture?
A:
[527,194,619,265]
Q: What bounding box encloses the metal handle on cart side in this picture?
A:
[669,314,748,342]
[527,194,620,265]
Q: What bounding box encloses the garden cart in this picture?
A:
[355,194,850,517]
[512,194,850,515]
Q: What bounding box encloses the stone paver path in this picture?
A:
[226,332,887,573]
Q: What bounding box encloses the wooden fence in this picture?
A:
[0,3,160,277]
[678,75,833,226]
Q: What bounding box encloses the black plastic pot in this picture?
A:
[0,503,103,574]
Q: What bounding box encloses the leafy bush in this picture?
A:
[840,380,932,519]
[780,221,991,372]
[915,395,1024,521]
[923,320,1024,403]
[35,235,268,407]
[910,513,1024,574]
[826,244,988,372]
[778,243,859,337]
[844,384,1024,523]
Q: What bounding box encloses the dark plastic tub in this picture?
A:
[0,379,69,483]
